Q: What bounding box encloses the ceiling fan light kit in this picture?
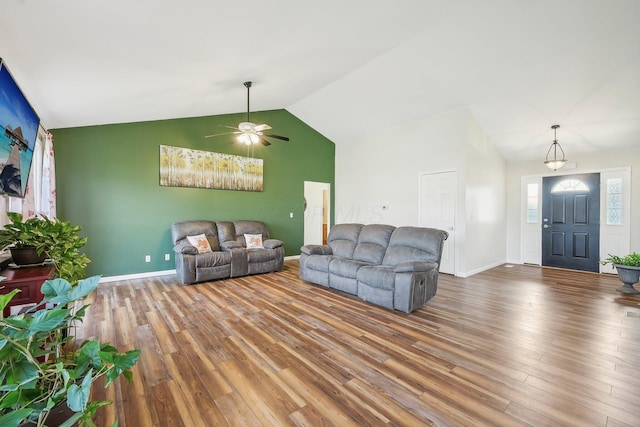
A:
[544,124,567,171]
[238,132,260,145]
[205,81,290,147]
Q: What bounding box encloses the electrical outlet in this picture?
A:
[164,253,170,261]
[145,255,151,263]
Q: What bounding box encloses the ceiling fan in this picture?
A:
[205,81,290,146]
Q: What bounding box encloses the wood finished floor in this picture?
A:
[79,261,640,426]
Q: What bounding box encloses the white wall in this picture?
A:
[461,113,507,275]
[336,108,506,277]
[336,108,466,225]
[506,145,640,263]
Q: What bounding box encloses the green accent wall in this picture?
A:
[51,109,334,277]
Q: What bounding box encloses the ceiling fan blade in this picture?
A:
[205,131,239,138]
[254,124,272,132]
[259,137,272,146]
[264,134,290,142]
[223,125,241,130]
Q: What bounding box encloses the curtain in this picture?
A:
[6,127,56,219]
[40,132,56,218]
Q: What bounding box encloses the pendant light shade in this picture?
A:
[544,124,567,171]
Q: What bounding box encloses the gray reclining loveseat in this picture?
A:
[171,220,284,284]
[300,223,448,313]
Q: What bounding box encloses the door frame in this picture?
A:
[520,167,631,273]
[418,169,457,276]
[303,181,331,246]
[541,172,601,272]
[520,175,542,265]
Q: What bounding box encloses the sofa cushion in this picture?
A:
[383,227,446,266]
[171,220,221,251]
[327,223,363,258]
[329,258,371,279]
[221,241,243,250]
[352,224,395,264]
[235,220,270,240]
[216,221,237,244]
[174,240,198,255]
[394,261,438,273]
[301,244,332,256]
[305,254,333,272]
[263,239,284,250]
[247,248,278,263]
[195,251,231,268]
[357,265,396,290]
[358,282,394,310]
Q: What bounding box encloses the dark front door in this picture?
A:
[542,173,600,272]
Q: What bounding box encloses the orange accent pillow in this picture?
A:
[186,234,213,253]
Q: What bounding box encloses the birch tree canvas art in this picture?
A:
[160,145,263,192]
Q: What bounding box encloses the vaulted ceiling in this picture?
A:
[1,0,638,162]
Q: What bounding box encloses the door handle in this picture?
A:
[543,224,549,228]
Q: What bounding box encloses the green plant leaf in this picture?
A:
[0,289,21,311]
[67,368,93,412]
[29,308,69,332]
[68,275,101,300]
[602,252,640,267]
[76,340,102,374]
[1,359,39,390]
[100,343,118,353]
[41,278,74,304]
[0,408,33,426]
[114,350,142,371]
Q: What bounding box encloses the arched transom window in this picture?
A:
[551,179,589,193]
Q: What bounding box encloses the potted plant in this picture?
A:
[0,212,90,285]
[0,275,141,426]
[602,252,640,294]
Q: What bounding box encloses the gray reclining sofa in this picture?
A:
[300,223,448,313]
[171,220,284,284]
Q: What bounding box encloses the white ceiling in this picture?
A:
[1,0,639,162]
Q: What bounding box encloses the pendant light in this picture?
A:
[544,124,567,170]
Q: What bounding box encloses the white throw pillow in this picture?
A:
[186,234,213,253]
[244,233,263,249]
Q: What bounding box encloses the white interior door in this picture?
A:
[304,181,331,245]
[419,171,456,275]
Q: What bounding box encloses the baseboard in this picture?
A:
[457,260,506,278]
[100,257,301,283]
[100,269,177,283]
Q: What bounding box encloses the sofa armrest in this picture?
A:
[174,242,198,255]
[264,239,283,249]
[221,241,243,250]
[393,261,438,273]
[301,244,333,256]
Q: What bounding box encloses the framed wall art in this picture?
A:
[159,145,263,192]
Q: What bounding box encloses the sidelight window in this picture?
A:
[526,183,538,223]
[606,178,623,225]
